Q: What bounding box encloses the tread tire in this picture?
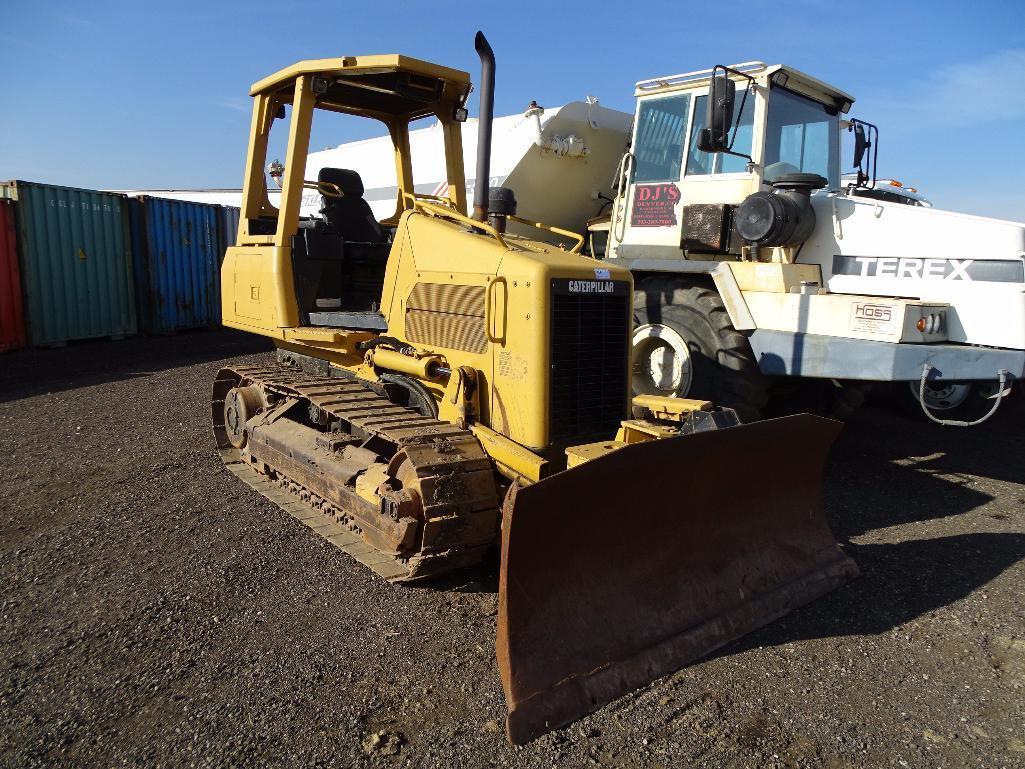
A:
[633,276,768,423]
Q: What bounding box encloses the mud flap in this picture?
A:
[497,414,858,744]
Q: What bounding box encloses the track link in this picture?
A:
[212,364,500,582]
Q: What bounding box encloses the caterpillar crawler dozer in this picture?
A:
[213,33,858,743]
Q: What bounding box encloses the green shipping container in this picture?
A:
[1,181,136,346]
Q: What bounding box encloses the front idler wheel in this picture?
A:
[223,385,264,449]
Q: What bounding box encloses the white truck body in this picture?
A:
[601,62,1024,399]
[804,195,1025,350]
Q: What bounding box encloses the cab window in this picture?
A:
[763,86,839,187]
[632,94,691,183]
[686,90,754,175]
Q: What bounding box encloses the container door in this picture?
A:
[142,199,221,332]
[12,183,136,346]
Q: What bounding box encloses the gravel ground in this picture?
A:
[1,330,1023,769]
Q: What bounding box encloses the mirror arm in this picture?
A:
[720,148,757,175]
[726,82,753,152]
[719,148,754,164]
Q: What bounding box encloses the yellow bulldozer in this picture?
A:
[212,32,858,743]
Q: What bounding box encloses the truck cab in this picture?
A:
[601,61,1025,424]
[608,62,848,259]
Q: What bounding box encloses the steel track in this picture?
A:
[212,364,500,581]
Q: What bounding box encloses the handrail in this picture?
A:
[507,215,585,253]
[403,192,509,249]
[611,151,634,244]
[636,61,768,91]
[401,192,584,253]
[402,191,455,208]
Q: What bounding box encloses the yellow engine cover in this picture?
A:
[222,207,634,453]
[380,211,634,451]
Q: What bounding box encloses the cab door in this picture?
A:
[677,86,761,217]
[609,92,692,258]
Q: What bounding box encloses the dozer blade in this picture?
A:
[497,413,858,744]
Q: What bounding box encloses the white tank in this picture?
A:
[303,100,632,237]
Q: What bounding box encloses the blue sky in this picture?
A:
[2,0,1024,219]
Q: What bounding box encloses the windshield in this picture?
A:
[764,86,839,188]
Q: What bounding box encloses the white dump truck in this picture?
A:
[594,61,1024,424]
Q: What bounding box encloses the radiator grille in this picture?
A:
[549,279,630,444]
[405,282,487,354]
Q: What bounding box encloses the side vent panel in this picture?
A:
[682,203,739,254]
[405,282,488,354]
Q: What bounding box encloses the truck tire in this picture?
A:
[633,277,768,422]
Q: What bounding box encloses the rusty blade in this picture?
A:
[497,413,858,744]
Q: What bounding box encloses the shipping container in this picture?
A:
[219,205,240,261]
[0,200,26,352]
[0,181,135,346]
[129,196,221,333]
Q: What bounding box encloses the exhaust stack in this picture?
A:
[472,31,495,222]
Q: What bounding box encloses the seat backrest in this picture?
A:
[318,168,385,243]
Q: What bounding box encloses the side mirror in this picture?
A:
[703,73,736,152]
[847,118,879,189]
[852,122,867,168]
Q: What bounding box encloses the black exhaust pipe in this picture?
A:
[472,31,495,222]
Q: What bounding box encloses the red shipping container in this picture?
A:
[0,199,25,352]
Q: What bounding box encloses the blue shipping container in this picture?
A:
[219,205,240,259]
[130,197,221,333]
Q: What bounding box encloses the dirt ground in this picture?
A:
[1,330,1022,769]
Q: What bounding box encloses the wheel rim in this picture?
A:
[632,323,693,397]
[910,380,972,411]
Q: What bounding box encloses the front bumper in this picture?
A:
[749,330,1025,381]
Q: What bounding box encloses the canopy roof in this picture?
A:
[251,54,472,120]
[635,61,855,112]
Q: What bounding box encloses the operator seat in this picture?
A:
[318,167,385,243]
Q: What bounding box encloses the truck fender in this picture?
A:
[628,259,756,331]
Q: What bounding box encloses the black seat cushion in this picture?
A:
[318,167,385,243]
